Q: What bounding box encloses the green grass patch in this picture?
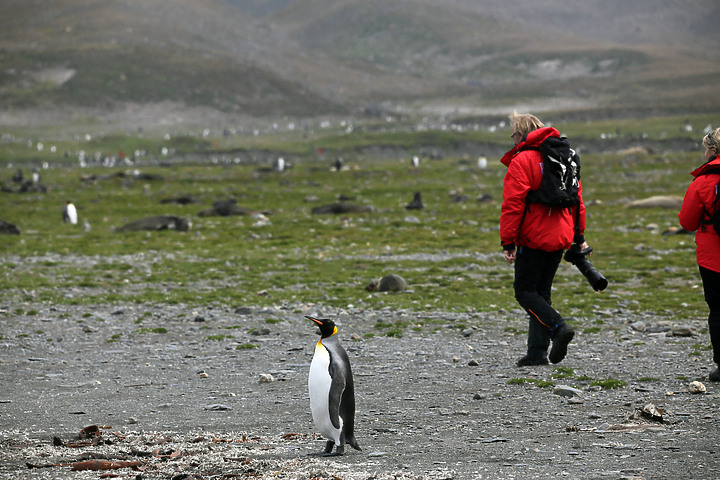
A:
[590,378,628,389]
[0,113,713,321]
[507,378,555,388]
[136,327,168,334]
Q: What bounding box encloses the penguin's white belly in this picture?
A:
[65,205,78,224]
[309,343,342,443]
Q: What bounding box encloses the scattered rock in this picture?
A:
[630,321,646,332]
[625,195,683,209]
[365,274,409,292]
[638,403,666,422]
[198,198,254,217]
[669,326,693,337]
[689,381,706,394]
[204,404,231,411]
[0,219,20,235]
[117,215,191,232]
[160,195,197,205]
[258,374,275,383]
[311,202,375,214]
[553,385,583,398]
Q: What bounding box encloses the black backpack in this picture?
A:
[524,135,580,208]
[698,168,720,234]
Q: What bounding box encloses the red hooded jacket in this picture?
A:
[678,155,720,272]
[500,126,586,252]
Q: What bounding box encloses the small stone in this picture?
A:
[204,404,231,411]
[468,359,480,367]
[553,385,583,398]
[82,325,98,333]
[689,380,706,394]
[630,321,646,332]
[670,327,693,337]
[128,417,138,424]
[198,372,209,378]
[258,373,275,383]
[368,451,389,457]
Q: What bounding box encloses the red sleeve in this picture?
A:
[500,154,534,247]
[679,178,707,232]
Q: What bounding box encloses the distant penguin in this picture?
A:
[307,315,361,456]
[405,191,424,210]
[63,201,78,224]
[276,157,285,172]
[334,157,343,171]
[411,156,419,168]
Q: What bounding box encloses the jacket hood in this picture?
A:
[690,154,720,178]
[500,126,561,167]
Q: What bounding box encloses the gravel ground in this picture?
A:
[1,301,719,479]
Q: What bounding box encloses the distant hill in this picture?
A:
[1,0,718,129]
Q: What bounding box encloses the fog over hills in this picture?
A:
[2,0,719,129]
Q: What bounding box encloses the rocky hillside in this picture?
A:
[1,0,719,127]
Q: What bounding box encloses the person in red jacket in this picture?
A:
[679,127,720,381]
[500,112,589,366]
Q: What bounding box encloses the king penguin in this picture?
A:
[307,315,361,456]
[63,201,78,225]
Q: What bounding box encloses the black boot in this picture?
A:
[517,354,549,367]
[549,324,574,364]
[709,367,720,382]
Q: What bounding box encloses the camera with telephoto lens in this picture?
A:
[563,244,608,292]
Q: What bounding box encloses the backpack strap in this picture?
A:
[697,168,720,232]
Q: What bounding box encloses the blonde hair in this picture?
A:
[703,128,720,150]
[509,111,545,138]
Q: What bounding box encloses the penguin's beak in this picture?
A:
[305,315,323,326]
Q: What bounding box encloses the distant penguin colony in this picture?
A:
[307,315,361,456]
[63,201,78,224]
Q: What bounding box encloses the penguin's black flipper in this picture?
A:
[328,363,346,430]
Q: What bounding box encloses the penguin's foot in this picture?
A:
[322,445,344,457]
[307,440,337,456]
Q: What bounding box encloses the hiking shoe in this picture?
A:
[549,324,575,364]
[710,368,720,382]
[517,355,549,367]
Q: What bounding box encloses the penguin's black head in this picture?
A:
[306,315,337,338]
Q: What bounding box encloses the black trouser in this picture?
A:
[699,266,720,365]
[514,246,565,358]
